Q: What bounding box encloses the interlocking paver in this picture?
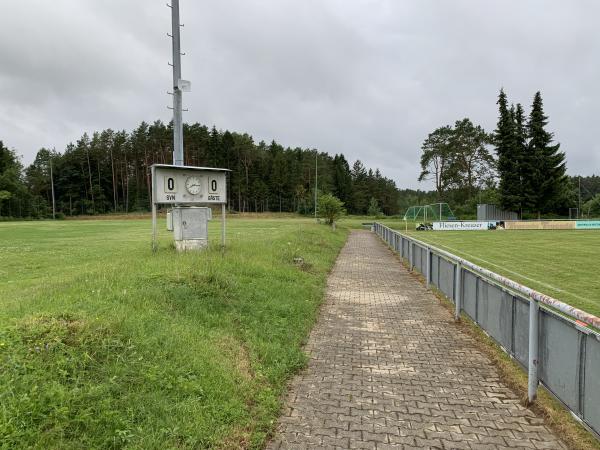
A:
[266,230,566,449]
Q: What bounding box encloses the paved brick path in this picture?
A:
[267,230,565,450]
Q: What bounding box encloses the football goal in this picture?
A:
[403,203,457,222]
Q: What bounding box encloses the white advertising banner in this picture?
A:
[433,221,495,231]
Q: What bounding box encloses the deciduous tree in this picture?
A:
[418,126,454,200]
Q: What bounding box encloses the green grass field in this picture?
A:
[382,222,600,317]
[4,214,597,447]
[0,217,347,449]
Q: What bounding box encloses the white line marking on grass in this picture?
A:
[420,238,590,303]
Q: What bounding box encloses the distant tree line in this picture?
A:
[418,90,579,217]
[2,90,594,221]
[0,122,401,218]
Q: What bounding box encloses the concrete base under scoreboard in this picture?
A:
[175,239,208,252]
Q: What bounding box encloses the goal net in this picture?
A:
[402,203,456,222]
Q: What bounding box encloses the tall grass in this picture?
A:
[0,218,347,449]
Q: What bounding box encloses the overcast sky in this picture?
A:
[1,1,598,189]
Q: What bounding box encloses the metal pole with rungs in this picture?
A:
[528,300,540,402]
[151,165,158,252]
[170,0,184,166]
[49,157,56,219]
[578,176,582,218]
[314,153,318,222]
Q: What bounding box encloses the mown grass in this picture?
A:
[381,222,600,317]
[0,217,347,449]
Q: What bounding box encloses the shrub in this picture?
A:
[367,197,382,217]
[318,193,346,226]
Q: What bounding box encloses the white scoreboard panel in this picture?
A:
[151,164,228,205]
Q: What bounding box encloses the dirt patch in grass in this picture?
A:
[218,335,255,382]
[218,426,253,450]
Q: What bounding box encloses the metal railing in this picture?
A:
[373,223,600,438]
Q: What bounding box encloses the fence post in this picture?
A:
[528,299,540,403]
[455,263,462,320]
[426,247,431,289]
[409,242,413,271]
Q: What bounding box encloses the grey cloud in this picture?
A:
[0,0,598,188]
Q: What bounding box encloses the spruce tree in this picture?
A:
[526,91,567,214]
[351,160,369,213]
[514,103,534,212]
[494,89,520,211]
[332,154,353,208]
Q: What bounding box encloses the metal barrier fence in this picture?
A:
[373,223,600,438]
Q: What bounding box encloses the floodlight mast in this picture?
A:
[314,153,318,222]
[169,0,184,166]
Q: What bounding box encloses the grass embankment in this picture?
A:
[0,217,347,449]
[381,223,600,317]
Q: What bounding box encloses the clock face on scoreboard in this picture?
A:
[152,165,227,205]
[185,176,202,195]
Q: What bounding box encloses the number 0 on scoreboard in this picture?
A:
[165,177,177,193]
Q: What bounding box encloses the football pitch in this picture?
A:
[383,223,600,318]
